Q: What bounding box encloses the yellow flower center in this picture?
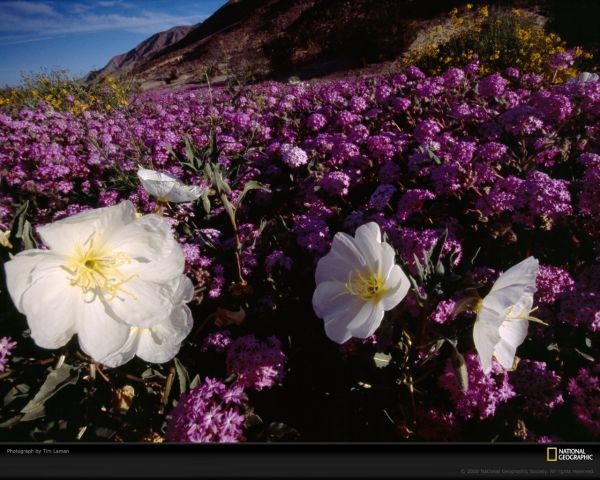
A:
[62,234,135,300]
[345,268,388,302]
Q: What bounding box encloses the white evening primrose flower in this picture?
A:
[4,201,193,367]
[575,72,599,83]
[312,222,410,344]
[137,167,203,203]
[473,256,542,374]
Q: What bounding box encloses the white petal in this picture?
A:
[137,168,201,203]
[136,330,182,364]
[312,281,351,318]
[493,339,518,370]
[486,257,539,312]
[348,301,385,338]
[102,278,175,328]
[380,265,410,311]
[107,214,185,283]
[380,241,396,280]
[322,295,365,344]
[354,222,382,269]
[315,232,365,283]
[99,331,137,368]
[77,299,131,365]
[165,184,202,203]
[4,249,64,312]
[498,318,528,349]
[135,305,192,364]
[137,168,178,199]
[173,275,194,304]
[473,307,502,374]
[16,260,79,349]
[37,201,137,255]
[314,249,354,284]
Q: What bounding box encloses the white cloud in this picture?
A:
[0,1,208,45]
[1,1,58,17]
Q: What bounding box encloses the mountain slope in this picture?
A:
[87,25,194,81]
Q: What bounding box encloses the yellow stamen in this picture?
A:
[345,267,388,302]
[62,233,136,300]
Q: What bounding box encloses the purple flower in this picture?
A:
[226,335,286,391]
[439,352,515,420]
[510,360,564,419]
[265,250,293,274]
[321,171,351,196]
[567,367,600,436]
[478,73,508,97]
[548,51,575,71]
[414,119,441,144]
[201,331,232,353]
[535,265,575,305]
[166,378,245,443]
[368,184,396,211]
[396,188,435,222]
[429,299,456,324]
[280,144,308,168]
[0,337,16,373]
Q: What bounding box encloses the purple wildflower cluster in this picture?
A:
[2,62,600,441]
[439,353,515,420]
[166,378,245,443]
[226,335,286,391]
[0,337,16,372]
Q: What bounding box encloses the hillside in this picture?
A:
[89,0,600,89]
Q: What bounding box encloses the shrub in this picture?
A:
[402,5,594,82]
[0,70,133,115]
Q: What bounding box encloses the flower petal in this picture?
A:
[77,299,131,365]
[135,305,192,364]
[315,232,365,283]
[353,222,382,269]
[107,214,185,283]
[137,168,178,199]
[473,306,502,374]
[348,301,384,339]
[493,339,518,370]
[37,201,137,255]
[18,266,79,349]
[381,265,410,311]
[485,257,539,313]
[312,280,351,318]
[102,278,176,328]
[4,249,64,312]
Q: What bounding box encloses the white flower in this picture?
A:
[575,72,599,83]
[473,257,540,374]
[137,167,203,203]
[4,201,193,367]
[312,222,410,344]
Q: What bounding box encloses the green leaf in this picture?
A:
[373,352,392,369]
[189,374,201,389]
[221,195,236,223]
[173,357,189,395]
[8,201,37,250]
[184,135,196,164]
[429,229,448,270]
[20,364,79,422]
[451,348,469,392]
[236,181,268,207]
[3,383,30,407]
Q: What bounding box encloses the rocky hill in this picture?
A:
[89,0,600,89]
[86,25,194,82]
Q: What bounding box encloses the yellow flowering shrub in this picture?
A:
[0,70,133,115]
[401,6,593,82]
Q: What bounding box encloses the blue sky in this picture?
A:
[0,0,225,86]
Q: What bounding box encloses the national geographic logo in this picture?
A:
[547,447,594,462]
